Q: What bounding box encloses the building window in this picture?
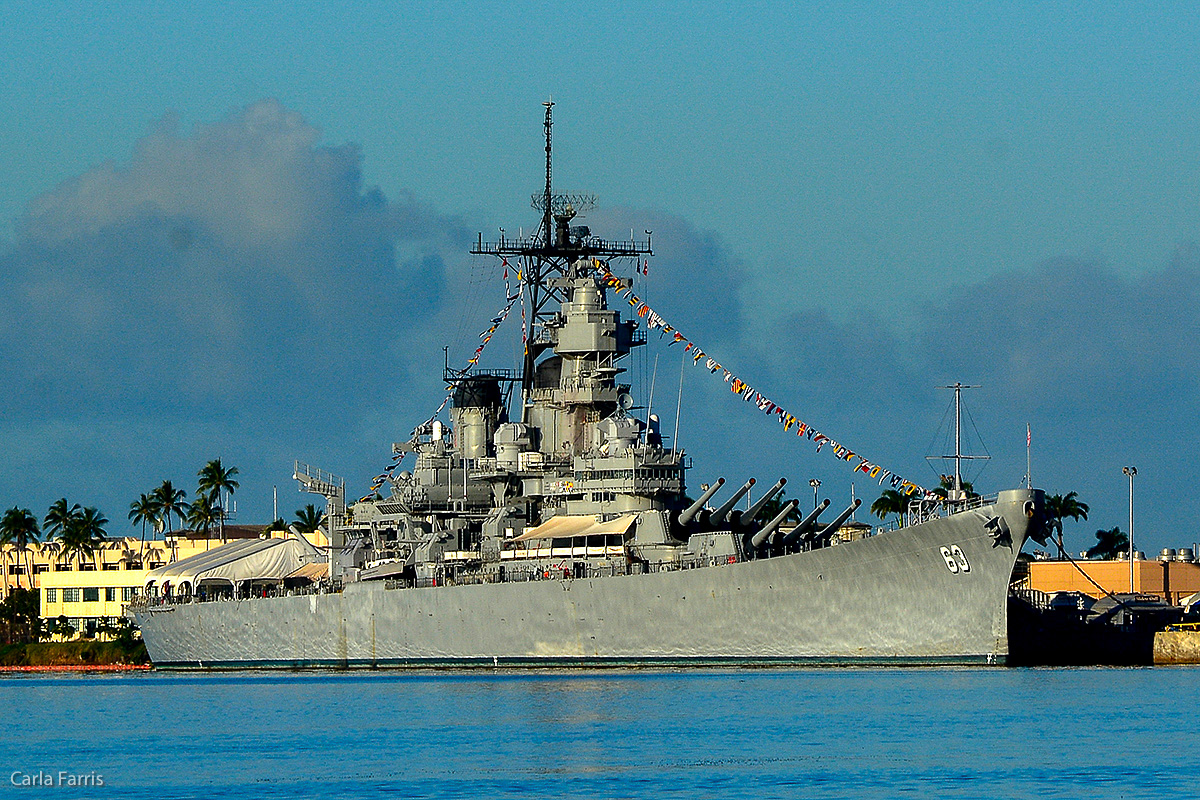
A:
[46,588,57,603]
[63,588,81,603]
[33,564,48,574]
[105,587,116,602]
[121,587,137,601]
[82,587,99,603]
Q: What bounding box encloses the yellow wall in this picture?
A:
[1028,559,1200,604]
[2,536,252,630]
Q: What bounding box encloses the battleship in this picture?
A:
[133,104,1049,668]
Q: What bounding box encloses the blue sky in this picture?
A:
[2,3,1198,557]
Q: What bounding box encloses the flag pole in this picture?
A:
[1026,423,1032,489]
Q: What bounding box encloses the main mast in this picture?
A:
[469,102,653,419]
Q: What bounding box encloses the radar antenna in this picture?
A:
[470,102,652,404]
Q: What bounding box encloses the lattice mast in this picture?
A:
[470,101,653,417]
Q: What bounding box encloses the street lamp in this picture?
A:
[1123,465,1137,594]
[809,478,821,510]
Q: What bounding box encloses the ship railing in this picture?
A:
[903,492,999,527]
[130,580,341,608]
[1011,587,1052,610]
[379,553,748,590]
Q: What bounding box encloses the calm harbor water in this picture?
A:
[2,667,1196,799]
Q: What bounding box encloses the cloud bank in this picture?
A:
[2,98,1195,556]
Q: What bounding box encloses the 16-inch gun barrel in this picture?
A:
[780,499,831,547]
[742,478,787,524]
[711,478,755,525]
[678,477,726,526]
[750,499,799,549]
[811,499,863,545]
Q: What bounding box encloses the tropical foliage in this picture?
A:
[0,507,41,591]
[128,492,160,565]
[754,491,801,525]
[197,458,239,543]
[57,506,108,570]
[0,588,42,644]
[294,504,326,533]
[152,481,189,536]
[186,493,220,540]
[1086,526,1129,560]
[1046,492,1090,552]
[870,490,908,526]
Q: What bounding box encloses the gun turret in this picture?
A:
[810,499,862,546]
[678,478,725,527]
[742,478,787,526]
[710,478,755,526]
[749,499,799,549]
[780,499,831,548]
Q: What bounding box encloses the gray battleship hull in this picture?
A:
[134,491,1034,668]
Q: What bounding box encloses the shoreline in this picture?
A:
[0,663,151,673]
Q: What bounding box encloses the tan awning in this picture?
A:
[286,562,329,581]
[512,514,636,542]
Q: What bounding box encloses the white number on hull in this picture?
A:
[940,545,971,574]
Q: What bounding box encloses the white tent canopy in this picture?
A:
[145,536,323,594]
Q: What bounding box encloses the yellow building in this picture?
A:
[1027,557,1200,606]
[2,525,326,638]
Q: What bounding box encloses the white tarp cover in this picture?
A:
[512,514,636,542]
[144,536,322,590]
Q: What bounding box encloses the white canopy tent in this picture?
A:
[144,536,324,595]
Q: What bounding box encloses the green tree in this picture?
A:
[870,490,908,526]
[1046,492,1090,553]
[754,491,801,526]
[1087,526,1129,560]
[186,493,220,543]
[128,492,160,567]
[0,587,42,644]
[294,504,326,534]
[47,614,75,640]
[44,499,84,570]
[198,459,239,543]
[153,481,189,538]
[0,507,41,592]
[44,498,82,540]
[59,507,107,571]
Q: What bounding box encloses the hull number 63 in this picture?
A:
[940,545,970,574]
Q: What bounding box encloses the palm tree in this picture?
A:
[186,493,220,547]
[153,481,189,539]
[1087,526,1128,560]
[0,508,41,591]
[1045,492,1090,553]
[44,498,82,541]
[198,459,239,543]
[57,507,106,571]
[294,504,326,534]
[128,492,160,567]
[870,490,908,527]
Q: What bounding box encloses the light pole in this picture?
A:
[809,478,821,510]
[1123,465,1137,594]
